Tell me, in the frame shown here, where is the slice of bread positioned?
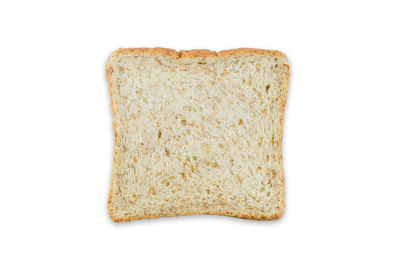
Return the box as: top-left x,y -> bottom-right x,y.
106,48 -> 290,222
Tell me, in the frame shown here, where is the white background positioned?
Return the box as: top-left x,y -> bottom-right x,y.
1,0 -> 399,266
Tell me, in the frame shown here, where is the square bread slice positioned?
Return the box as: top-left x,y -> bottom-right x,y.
106,48 -> 290,221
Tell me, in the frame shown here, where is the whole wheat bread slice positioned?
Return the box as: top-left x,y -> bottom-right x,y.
106,48 -> 290,221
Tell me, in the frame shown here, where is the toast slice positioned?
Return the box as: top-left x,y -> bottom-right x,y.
106,48 -> 290,221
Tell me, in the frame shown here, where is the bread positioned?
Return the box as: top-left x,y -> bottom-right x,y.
106,48 -> 290,222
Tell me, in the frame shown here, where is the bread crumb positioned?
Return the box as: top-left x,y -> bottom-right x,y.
107,48 -> 289,222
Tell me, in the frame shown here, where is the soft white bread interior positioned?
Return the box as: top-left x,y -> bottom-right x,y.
106,48 -> 290,221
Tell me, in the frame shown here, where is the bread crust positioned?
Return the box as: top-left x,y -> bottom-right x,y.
106,48 -> 289,222
108,47 -> 287,60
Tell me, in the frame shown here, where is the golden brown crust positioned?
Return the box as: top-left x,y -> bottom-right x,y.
277,63 -> 290,219
106,64 -> 118,221
106,48 -> 290,222
111,47 -> 288,60
111,209 -> 284,222
116,47 -> 180,58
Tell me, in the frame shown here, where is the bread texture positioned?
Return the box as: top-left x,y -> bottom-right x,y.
106,48 -> 290,222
